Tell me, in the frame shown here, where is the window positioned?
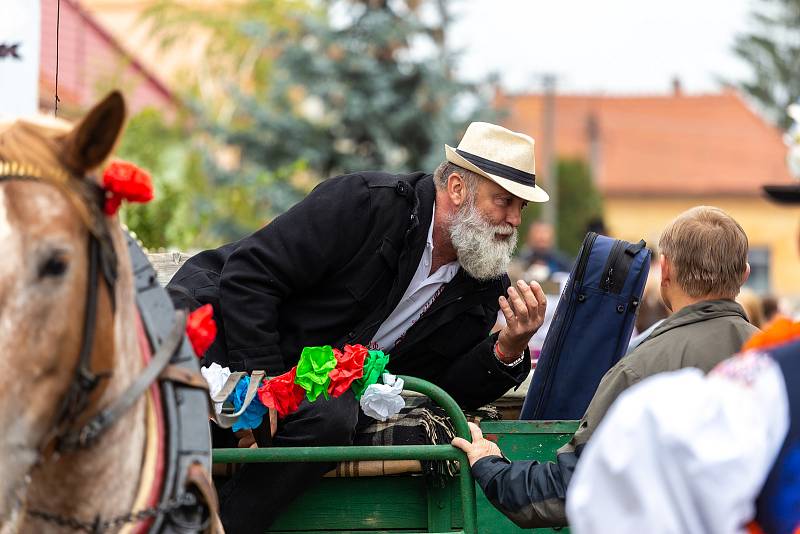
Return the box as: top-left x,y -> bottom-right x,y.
744,247 -> 770,294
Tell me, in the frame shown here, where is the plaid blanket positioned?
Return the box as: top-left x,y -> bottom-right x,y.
353,394 -> 500,483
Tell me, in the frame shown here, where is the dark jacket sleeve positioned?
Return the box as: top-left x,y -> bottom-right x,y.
471,358 -> 642,527
472,451 -> 577,528
218,174 -> 372,372
434,332 -> 530,409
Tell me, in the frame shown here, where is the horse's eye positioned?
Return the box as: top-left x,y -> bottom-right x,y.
38,253 -> 69,279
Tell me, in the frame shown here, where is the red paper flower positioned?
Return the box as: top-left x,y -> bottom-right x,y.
328,344 -> 367,397
258,368 -> 306,418
185,304 -> 217,357
102,160 -> 154,215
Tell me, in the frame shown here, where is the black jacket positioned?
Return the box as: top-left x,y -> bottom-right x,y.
169,172 -> 529,408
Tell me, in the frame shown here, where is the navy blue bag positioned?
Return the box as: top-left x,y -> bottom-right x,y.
520,232 -> 651,420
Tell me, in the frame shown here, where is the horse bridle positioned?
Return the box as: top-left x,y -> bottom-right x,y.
0,163 -> 182,453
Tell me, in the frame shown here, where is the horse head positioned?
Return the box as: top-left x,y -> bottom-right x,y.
0,92 -> 146,531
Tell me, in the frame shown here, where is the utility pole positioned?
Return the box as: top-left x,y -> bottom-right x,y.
541,74 -> 558,228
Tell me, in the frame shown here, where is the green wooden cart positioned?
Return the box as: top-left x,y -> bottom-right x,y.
213,376 -> 578,534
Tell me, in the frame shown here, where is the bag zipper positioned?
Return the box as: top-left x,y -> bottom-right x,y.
599,240 -> 624,293
532,232 -> 597,418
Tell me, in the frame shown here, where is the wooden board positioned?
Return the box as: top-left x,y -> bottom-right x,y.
146,251 -> 193,286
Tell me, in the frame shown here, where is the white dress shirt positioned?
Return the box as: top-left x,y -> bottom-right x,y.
370,203 -> 459,352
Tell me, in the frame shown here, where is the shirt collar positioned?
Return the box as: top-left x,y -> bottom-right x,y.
426,202 -> 436,249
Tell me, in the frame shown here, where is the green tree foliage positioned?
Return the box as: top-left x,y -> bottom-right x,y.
115,109 -> 204,249
135,0 -> 493,246
144,0 -> 313,118
519,158 -> 603,256
116,109 -> 305,249
733,0 -> 800,129
212,0 -> 491,178
555,158 -> 604,255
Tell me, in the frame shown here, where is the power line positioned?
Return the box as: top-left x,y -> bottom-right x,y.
55,0 -> 61,116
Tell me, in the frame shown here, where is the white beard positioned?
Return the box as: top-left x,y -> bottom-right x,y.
449,200 -> 518,281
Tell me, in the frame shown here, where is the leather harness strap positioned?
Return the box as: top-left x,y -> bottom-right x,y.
47,234 -> 107,452
159,365 -> 210,391
211,370 -> 265,429
59,310 -> 187,451
126,232 -> 219,534
184,463 -> 221,534
211,372 -> 247,404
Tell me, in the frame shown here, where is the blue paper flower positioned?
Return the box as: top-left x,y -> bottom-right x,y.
229,375 -> 267,432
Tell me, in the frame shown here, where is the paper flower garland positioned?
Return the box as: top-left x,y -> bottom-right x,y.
102,160 -> 154,216
202,344 -> 403,430
257,368 -> 306,418
200,362 -> 230,415
186,304 -> 217,357
328,344 -> 367,396
360,373 -> 405,421
352,350 -> 390,399
295,346 -> 337,401
230,375 -> 268,432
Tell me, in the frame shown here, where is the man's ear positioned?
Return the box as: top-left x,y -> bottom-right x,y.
742,262 -> 751,285
446,173 -> 468,207
61,91 -> 126,175
659,254 -> 669,283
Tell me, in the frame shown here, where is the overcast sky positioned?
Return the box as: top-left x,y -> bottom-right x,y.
448,0 -> 755,95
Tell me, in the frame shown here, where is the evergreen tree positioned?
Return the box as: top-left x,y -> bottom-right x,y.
219,0 -> 489,176
141,0 -> 493,244
734,0 -> 800,129
197,0 -> 493,228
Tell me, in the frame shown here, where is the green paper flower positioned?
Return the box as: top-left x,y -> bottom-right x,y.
352,350 -> 390,399
294,345 -> 337,402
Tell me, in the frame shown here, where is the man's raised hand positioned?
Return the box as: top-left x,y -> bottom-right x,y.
496,280 -> 547,362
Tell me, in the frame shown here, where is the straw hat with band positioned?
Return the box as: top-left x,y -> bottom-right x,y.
445,122 -> 549,203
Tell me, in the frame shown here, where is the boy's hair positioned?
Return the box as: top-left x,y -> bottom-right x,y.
659,206 -> 749,298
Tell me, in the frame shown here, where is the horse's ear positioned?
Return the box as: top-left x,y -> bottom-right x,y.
61,91 -> 127,175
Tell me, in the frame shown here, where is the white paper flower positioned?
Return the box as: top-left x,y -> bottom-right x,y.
359,373 -> 405,421
201,362 -> 232,414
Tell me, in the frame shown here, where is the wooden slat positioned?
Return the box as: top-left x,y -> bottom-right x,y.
269,477 -> 429,531
146,251 -> 193,286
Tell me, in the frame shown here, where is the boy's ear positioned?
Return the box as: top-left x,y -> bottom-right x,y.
659,254 -> 669,283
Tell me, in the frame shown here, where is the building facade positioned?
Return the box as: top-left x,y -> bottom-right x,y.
498,87 -> 800,297
38,0 -> 177,116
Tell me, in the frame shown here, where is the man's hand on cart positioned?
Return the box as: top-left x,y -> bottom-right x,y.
451,422 -> 503,467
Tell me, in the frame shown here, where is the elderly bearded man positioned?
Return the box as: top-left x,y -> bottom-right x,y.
168,122 -> 550,532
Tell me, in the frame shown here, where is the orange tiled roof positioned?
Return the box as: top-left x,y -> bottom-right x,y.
496,90 -> 794,196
